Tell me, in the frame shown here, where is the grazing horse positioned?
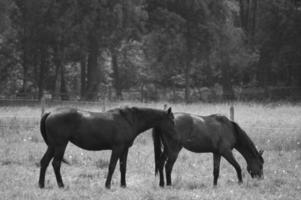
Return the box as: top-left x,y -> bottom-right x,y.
153,113 -> 264,187
38,106 -> 175,189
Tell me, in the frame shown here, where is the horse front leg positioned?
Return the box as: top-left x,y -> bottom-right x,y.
105,147 -> 123,189
222,150 -> 242,184
213,153 -> 221,186
119,148 -> 129,187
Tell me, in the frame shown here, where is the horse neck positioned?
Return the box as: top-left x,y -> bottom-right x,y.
235,131 -> 258,165
236,146 -> 256,165
134,109 -> 164,135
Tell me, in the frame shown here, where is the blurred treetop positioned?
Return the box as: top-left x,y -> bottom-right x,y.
0,0 -> 300,102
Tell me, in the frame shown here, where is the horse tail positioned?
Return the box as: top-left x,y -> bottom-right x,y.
40,112 -> 70,165
152,127 -> 163,176
40,112 -> 51,145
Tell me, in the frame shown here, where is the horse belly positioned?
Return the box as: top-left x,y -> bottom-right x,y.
69,129 -> 114,151
183,140 -> 216,153
181,129 -> 219,153
70,138 -> 112,151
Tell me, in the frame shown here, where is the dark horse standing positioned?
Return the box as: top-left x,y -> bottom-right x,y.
153,113 -> 264,187
39,106 -> 175,189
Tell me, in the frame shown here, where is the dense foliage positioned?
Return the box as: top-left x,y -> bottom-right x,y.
0,0 -> 300,101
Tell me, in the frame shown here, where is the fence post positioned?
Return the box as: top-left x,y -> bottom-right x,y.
230,105 -> 234,121
41,97 -> 46,116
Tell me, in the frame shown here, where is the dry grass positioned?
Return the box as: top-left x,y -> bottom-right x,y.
0,102 -> 301,200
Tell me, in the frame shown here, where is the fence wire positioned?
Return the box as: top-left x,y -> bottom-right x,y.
0,117 -> 299,131
0,98 -> 300,131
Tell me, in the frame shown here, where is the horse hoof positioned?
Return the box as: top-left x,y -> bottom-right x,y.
105,184 -> 111,189
58,183 -> 64,188
39,183 -> 44,189
120,184 -> 127,188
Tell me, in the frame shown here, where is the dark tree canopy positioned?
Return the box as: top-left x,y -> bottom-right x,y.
0,0 -> 300,101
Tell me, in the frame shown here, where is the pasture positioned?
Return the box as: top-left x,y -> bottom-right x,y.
0,102 -> 301,200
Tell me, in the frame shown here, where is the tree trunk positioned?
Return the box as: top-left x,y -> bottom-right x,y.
22,1 -> 30,97
239,0 -> 248,32
54,60 -> 60,99
184,29 -> 193,104
184,62 -> 190,103
140,84 -> 144,102
80,52 -> 87,99
297,64 -> 301,87
86,34 -> 100,100
60,64 -> 68,100
248,0 -> 257,43
221,55 -> 235,100
250,0 -> 257,39
53,44 -> 61,99
33,50 -> 39,98
22,40 -> 29,97
122,0 -> 128,28
258,58 -> 271,98
257,45 -> 272,88
38,46 -> 47,99
286,65 -> 292,86
240,0 -> 257,42
245,0 -> 250,34
111,48 -> 123,100
53,44 -> 68,100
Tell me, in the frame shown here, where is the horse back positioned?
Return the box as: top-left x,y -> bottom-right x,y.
44,108 -> 133,150
175,113 -> 237,153
46,108 -> 126,127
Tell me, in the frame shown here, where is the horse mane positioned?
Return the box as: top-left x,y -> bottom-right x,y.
118,107 -> 165,126
118,107 -> 138,126
232,121 -> 264,163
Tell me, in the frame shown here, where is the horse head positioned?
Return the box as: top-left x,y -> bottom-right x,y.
247,149 -> 264,179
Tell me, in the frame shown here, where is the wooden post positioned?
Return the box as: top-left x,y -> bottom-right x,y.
230,105 -> 234,121
41,97 -> 46,116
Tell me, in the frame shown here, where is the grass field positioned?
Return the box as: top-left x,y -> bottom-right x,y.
0,102 -> 301,200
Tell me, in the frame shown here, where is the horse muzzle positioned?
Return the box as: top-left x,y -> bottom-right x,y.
253,174 -> 264,180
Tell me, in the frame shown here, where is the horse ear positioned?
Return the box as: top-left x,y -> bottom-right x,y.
259,149 -> 264,156
167,107 -> 172,114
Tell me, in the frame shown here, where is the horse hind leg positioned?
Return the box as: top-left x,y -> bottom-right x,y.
158,150 -> 167,187
52,144 -> 67,188
39,146 -> 54,188
222,150 -> 242,184
213,153 -> 221,186
165,151 -> 179,186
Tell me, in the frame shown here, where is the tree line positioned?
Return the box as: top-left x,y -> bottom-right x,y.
0,0 -> 301,102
